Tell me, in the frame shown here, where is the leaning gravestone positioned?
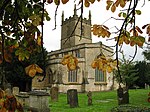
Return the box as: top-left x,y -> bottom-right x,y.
50,87 -> 59,102
67,89 -> 78,108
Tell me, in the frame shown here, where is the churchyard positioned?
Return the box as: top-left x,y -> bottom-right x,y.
1,86 -> 150,112
50,89 -> 150,112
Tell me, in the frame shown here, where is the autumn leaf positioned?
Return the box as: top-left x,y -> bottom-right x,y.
61,0 -> 69,4
111,3 -> 116,12
47,0 -> 53,4
37,32 -> 42,46
89,0 -> 95,4
84,0 -> 90,7
119,0 -> 126,8
91,24 -> 111,38
135,26 -> 143,34
91,55 -> 117,73
106,0 -> 113,10
25,64 -> 43,77
61,54 -> 78,70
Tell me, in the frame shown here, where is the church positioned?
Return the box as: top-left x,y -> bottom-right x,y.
32,6 -> 118,93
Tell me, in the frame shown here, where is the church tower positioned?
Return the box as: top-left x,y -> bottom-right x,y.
61,5 -> 92,49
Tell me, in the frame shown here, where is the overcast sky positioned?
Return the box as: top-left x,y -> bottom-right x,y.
43,0 -> 150,61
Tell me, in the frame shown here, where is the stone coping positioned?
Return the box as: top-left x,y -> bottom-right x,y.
28,91 -> 50,96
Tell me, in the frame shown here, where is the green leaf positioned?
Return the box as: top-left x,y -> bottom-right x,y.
123,13 -> 127,18
135,10 -> 142,15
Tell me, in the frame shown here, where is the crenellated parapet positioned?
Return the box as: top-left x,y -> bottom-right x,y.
61,4 -> 91,25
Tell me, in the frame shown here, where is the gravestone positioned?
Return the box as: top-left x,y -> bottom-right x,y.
67,89 -> 78,108
87,91 -> 92,106
117,86 -> 124,105
5,88 -> 13,96
50,87 -> 59,102
117,86 -> 129,105
13,87 -> 19,96
123,88 -> 129,104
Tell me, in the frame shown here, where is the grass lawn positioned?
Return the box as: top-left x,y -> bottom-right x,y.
50,89 -> 150,112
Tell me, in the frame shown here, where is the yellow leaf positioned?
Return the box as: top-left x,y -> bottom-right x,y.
107,65 -> 113,73
120,0 -> 126,8
106,0 -> 113,10
111,4 -> 116,12
98,61 -> 103,70
89,0 -> 95,4
28,69 -> 36,77
67,63 -> 76,70
35,64 -> 43,73
25,65 -> 33,75
91,60 -> 98,69
37,35 -> 42,46
114,0 -> 120,7
84,0 -> 90,7
61,55 -> 70,65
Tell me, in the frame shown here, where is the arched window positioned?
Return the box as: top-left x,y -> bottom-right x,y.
68,69 -> 77,82
95,68 -> 106,82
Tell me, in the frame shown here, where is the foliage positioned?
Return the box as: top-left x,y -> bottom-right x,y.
134,61 -> 150,88
50,89 -> 150,112
143,48 -> 150,61
0,89 -> 23,112
61,54 -> 78,70
0,48 -> 48,91
91,54 -> 117,73
111,105 -> 150,112
113,53 -> 139,88
0,0 -> 50,81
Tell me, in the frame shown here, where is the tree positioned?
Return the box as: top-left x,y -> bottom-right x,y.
135,61 -> 150,88
0,48 -> 48,91
143,48 -> 150,61
113,53 -> 139,89
0,0 -> 50,88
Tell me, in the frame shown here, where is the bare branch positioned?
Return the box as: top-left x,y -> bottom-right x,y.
52,5 -> 59,30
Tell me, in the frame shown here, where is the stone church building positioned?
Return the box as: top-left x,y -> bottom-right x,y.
32,6 -> 117,93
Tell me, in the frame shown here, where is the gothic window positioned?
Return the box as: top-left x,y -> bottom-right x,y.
68,69 -> 77,82
95,68 -> 106,82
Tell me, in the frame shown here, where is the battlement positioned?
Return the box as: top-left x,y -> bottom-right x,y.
61,4 -> 91,25
62,14 -> 91,25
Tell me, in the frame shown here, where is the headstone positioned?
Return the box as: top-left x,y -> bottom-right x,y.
13,87 -> 19,96
117,86 -> 124,105
50,87 -> 59,102
87,91 -> 92,106
117,86 -> 129,105
67,89 -> 78,108
123,88 -> 129,104
5,88 -> 13,96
